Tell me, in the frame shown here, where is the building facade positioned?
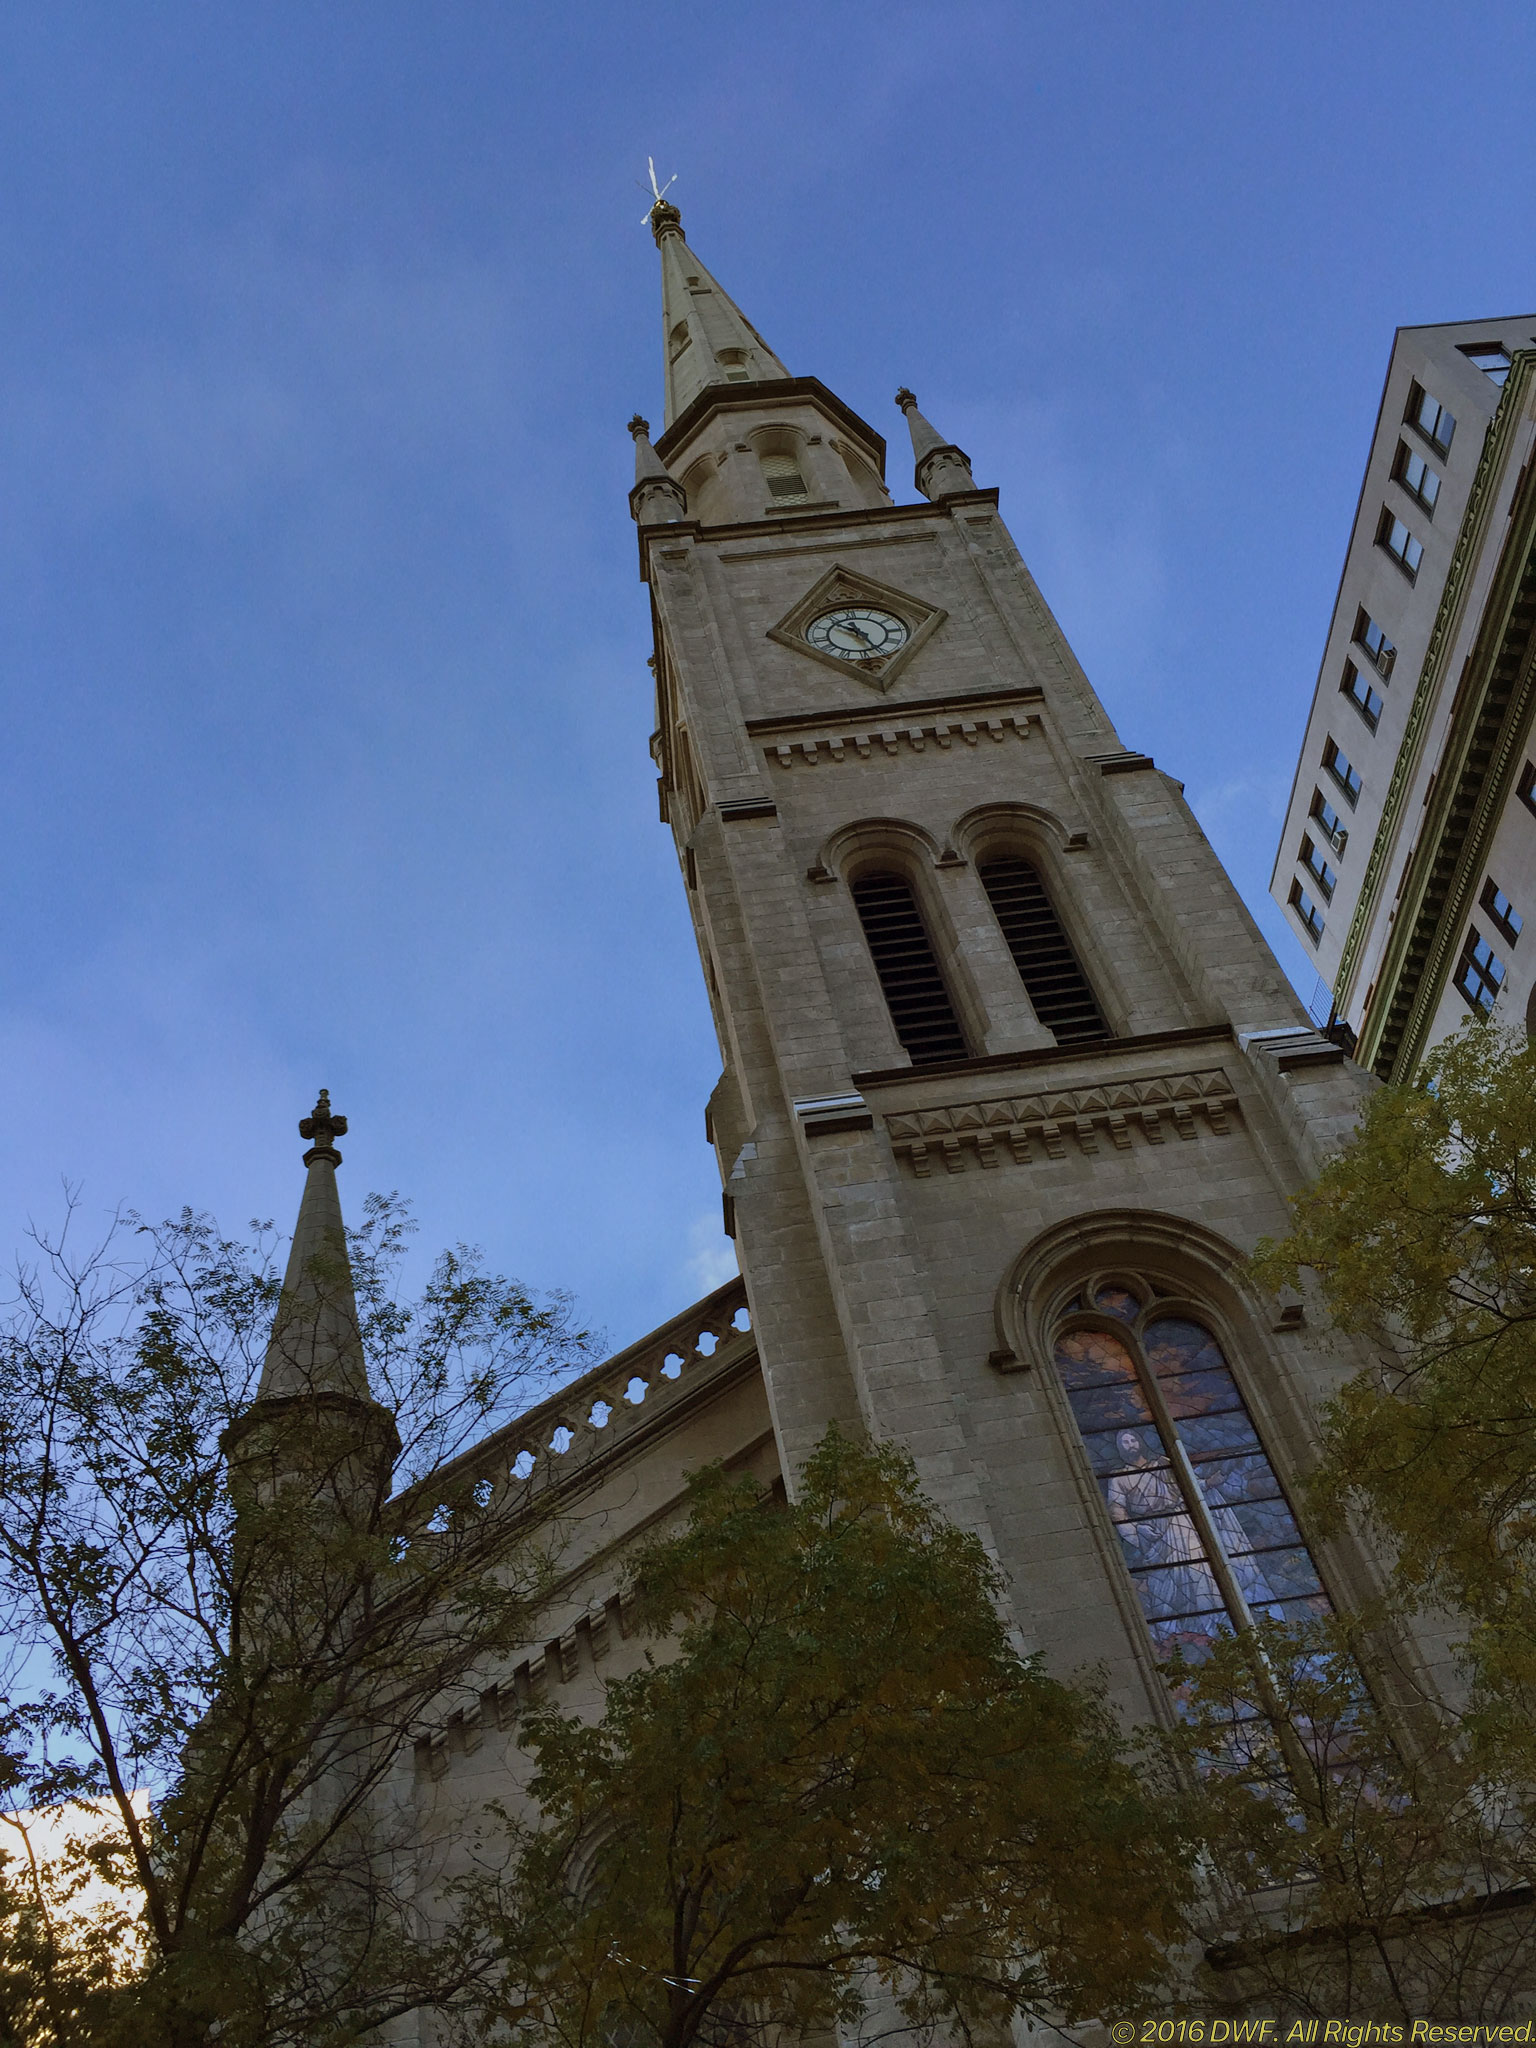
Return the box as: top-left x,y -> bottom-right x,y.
1269,319 -> 1536,1079
276,202 -> 1446,2035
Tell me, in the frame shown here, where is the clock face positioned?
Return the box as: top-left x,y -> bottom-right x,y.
805,605 -> 910,661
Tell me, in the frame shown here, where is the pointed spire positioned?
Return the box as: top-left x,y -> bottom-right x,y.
256,1090 -> 372,1405
651,198 -> 791,425
627,414 -> 687,526
895,387 -> 977,501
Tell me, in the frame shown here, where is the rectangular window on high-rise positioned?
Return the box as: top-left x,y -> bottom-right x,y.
1289,881 -> 1325,944
1310,788 -> 1348,852
1406,382 -> 1456,456
1454,927 -> 1505,1014
1323,737 -> 1362,807
1458,341 -> 1513,386
1377,508 -> 1424,580
1480,877 -> 1523,947
1393,442 -> 1441,514
1341,660 -> 1384,731
1300,835 -> 1336,900
1354,608 -> 1396,677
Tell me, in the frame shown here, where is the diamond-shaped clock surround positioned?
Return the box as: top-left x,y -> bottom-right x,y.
766,563 -> 947,692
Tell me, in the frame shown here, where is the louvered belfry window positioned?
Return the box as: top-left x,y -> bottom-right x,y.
850,871 -> 969,1065
978,855 -> 1109,1044
759,451 -> 810,504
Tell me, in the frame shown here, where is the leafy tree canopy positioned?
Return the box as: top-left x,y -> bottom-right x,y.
1251,1023 -> 1536,1763
0,1193 -> 592,2047
1162,1613 -> 1536,2020
473,1430 -> 1196,2048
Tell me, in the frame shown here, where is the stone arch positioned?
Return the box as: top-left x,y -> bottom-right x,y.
747,423 -> 812,506
991,1209 -> 1379,1707
680,452 -> 726,524
814,818 -> 977,1065
949,798 -> 1084,863
995,1208 -> 1265,1383
831,435 -> 889,506
949,804 -> 1112,1044
817,815 -> 948,884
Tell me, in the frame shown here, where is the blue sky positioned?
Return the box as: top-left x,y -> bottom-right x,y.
1,1 -> 1532,1356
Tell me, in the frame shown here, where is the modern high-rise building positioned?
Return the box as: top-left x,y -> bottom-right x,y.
1270,320 -> 1536,1079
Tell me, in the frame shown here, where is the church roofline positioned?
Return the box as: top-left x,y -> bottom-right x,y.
395,1274 -> 755,1526
653,374 -> 887,471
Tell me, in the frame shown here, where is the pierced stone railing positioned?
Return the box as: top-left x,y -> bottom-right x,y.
406,1275 -> 753,1532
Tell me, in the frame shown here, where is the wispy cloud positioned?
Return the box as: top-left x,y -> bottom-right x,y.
685,1212 -> 739,1298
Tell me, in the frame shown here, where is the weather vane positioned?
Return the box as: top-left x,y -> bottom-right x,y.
638,155 -> 678,224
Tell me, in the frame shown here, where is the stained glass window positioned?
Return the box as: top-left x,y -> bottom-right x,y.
1053,1286 -> 1331,1668
1093,1283 -> 1141,1322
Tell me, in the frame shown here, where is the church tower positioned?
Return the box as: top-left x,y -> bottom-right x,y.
629,197 -> 1382,1722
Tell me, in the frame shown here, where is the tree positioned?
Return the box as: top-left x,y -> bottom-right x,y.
0,1190 -> 592,2047
1162,1613 -> 1536,2020
0,1798 -> 141,2048
1188,1021 -> 1536,2016
470,1430 -> 1197,2048
1250,1022 -> 1536,1771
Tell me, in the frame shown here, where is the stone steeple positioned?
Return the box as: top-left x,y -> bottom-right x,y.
636,204 -> 890,531
631,197 -> 1382,1739
651,197 -> 791,426
256,1089 -> 373,1406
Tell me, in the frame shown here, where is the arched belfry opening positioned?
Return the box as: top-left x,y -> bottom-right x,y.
849,870 -> 969,1066
977,854 -> 1109,1044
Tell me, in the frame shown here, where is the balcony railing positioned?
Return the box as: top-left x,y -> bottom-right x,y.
401,1275 -> 753,1535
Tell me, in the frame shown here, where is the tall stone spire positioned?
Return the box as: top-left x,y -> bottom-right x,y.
256,1090 -> 372,1405
651,197 -> 791,426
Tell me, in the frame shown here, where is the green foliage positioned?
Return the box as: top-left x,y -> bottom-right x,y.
1162,1615 -> 1536,2019
1250,1023 -> 1536,1762
1220,1023 -> 1536,2013
470,1430 -> 1196,2048
0,1194 -> 592,2046
0,1807 -> 140,2048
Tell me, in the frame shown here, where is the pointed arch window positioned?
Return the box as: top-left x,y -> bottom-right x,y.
977,855 -> 1108,1043
850,871 -> 968,1065
1051,1276 -> 1331,1668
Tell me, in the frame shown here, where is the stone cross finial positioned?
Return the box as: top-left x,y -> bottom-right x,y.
894,387 -> 918,412
648,198 -> 683,246
627,415 -> 651,441
299,1089 -> 347,1166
